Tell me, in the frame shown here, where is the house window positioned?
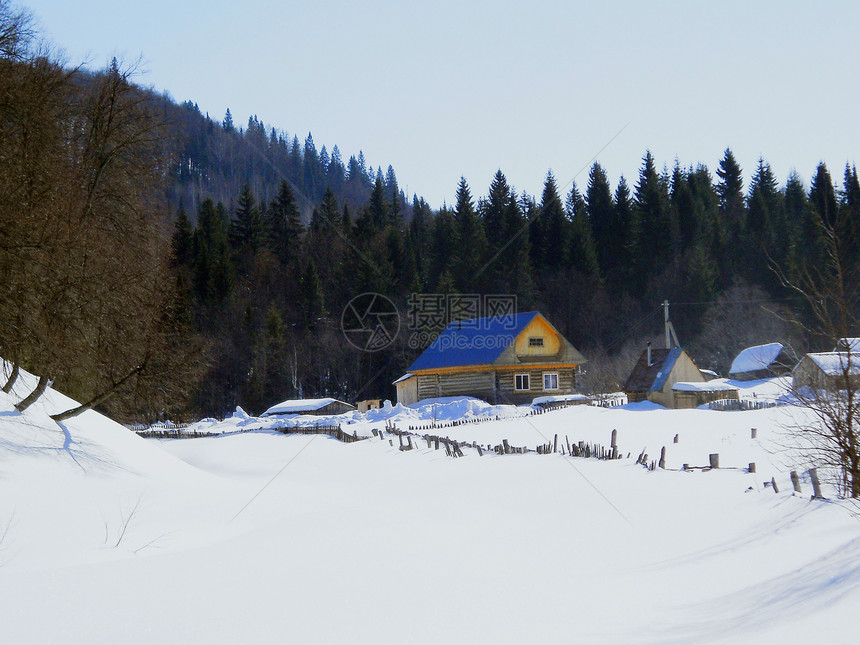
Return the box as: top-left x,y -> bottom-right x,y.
514,374 -> 530,391
543,373 -> 559,390
528,337 -> 544,347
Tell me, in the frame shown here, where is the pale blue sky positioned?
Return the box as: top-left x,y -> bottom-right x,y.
21,0 -> 860,207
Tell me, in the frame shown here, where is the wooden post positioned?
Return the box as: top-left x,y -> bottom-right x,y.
790,470 -> 802,493
477,445 -> 483,456
748,462 -> 756,473
809,468 -> 823,498
659,446 -> 666,469
751,428 -> 757,439
503,439 -> 510,455
553,434 -> 558,453
771,477 -> 779,493
566,435 -> 571,454
673,434 -> 678,444
434,437 -> 440,450
709,453 -> 719,469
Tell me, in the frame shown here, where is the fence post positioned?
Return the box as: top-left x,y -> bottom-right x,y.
790,470 -> 802,493
809,468 -> 823,498
709,453 -> 719,469
748,462 -> 756,474
659,446 -> 666,469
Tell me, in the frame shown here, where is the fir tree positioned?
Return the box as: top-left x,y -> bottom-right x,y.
171,204 -> 193,268
229,183 -> 265,254
566,183 -> 599,278
585,162 -> 615,275
452,177 -> 487,291
266,179 -> 303,264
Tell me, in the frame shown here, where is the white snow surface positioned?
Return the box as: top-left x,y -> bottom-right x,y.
262,396 -> 343,415
729,342 -> 784,375
2,369 -> 859,644
672,379 -> 739,392
806,352 -> 860,376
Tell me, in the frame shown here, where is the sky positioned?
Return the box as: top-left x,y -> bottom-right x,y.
20,0 -> 860,208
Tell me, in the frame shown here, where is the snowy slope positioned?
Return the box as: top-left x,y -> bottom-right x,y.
1,375 -> 859,644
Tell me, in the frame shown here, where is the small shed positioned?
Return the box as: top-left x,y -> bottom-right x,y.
729,342 -> 793,380
262,397 -> 356,417
672,380 -> 740,409
623,346 -> 704,408
357,399 -> 381,413
792,353 -> 860,392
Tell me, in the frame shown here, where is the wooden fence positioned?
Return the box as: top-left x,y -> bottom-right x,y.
708,398 -> 778,412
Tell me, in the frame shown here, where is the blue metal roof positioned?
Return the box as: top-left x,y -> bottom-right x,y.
408,311 -> 540,371
650,348 -> 683,391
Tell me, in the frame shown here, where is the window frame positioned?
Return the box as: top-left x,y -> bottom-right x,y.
514,373 -> 531,391
543,372 -> 559,391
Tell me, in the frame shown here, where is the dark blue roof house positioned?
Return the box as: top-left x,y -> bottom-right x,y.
394,311 -> 586,406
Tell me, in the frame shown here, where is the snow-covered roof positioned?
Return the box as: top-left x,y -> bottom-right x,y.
672,380 -> 739,392
392,373 -> 414,385
729,343 -> 784,375
835,338 -> 860,352
805,352 -> 860,377
263,397 -> 344,415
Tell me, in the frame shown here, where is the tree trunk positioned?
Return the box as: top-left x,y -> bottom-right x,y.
50,365 -> 142,422
1,363 -> 19,393
15,374 -> 51,412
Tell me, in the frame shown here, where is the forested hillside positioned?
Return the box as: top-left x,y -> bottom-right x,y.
170,120 -> 860,415
3,1 -> 858,421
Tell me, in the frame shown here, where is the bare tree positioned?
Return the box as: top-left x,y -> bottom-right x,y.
777,194 -> 860,498
0,14 -> 202,423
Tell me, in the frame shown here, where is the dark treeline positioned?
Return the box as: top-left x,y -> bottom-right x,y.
172,140 -> 860,416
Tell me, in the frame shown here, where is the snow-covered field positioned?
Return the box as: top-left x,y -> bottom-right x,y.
2,371 -> 858,644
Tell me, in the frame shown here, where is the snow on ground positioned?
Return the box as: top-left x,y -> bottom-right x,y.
2,372 -> 859,644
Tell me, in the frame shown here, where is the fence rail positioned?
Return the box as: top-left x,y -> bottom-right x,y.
708,398 -> 778,412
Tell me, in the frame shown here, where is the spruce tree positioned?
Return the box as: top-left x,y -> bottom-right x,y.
171,204 -> 193,268
266,179 -> 303,264
229,183 -> 265,254
715,148 -> 746,272
566,183 -> 599,278
585,162 -> 615,275
452,177 -> 487,291
634,151 -> 671,277
536,172 -> 569,272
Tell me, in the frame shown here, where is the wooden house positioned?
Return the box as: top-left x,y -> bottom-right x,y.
792,353 -> 860,392
729,342 -> 793,380
394,311 -> 587,406
623,345 -> 705,408
262,397 -> 356,417
671,380 -> 740,409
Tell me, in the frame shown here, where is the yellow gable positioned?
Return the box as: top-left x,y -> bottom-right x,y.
514,315 -> 561,356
